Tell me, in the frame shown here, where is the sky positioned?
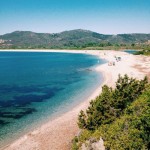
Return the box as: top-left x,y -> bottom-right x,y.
0,0 -> 150,35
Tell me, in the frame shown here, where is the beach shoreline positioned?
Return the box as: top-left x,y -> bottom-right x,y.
0,49 -> 106,149
1,49 -> 149,150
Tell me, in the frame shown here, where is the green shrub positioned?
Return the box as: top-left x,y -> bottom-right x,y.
78,75 -> 148,131
99,86 -> 150,149
73,76 -> 149,150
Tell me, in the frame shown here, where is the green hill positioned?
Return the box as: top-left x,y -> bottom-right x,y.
0,29 -> 150,49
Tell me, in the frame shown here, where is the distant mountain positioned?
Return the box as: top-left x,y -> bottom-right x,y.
0,29 -> 150,49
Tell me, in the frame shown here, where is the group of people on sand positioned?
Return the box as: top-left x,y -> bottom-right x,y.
108,61 -> 115,66
108,55 -> 122,66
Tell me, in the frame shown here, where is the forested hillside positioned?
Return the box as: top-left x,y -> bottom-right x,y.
0,29 -> 150,49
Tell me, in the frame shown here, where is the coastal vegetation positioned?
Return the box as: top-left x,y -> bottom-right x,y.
135,48 -> 150,56
0,29 -> 150,51
72,75 -> 150,150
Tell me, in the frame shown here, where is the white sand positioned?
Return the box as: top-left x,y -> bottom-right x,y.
1,50 -> 150,150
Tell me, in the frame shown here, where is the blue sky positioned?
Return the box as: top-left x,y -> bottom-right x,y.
0,0 -> 150,35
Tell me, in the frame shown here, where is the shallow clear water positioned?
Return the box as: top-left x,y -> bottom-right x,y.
0,51 -> 105,147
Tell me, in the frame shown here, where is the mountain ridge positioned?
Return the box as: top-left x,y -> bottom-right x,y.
0,29 -> 150,49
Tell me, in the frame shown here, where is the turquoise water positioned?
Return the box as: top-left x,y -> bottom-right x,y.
0,51 -> 105,147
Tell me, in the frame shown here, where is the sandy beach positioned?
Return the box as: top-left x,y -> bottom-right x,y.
1,49 -> 150,150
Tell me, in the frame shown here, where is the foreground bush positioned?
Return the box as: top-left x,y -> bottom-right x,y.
97,87 -> 150,149
73,75 -> 149,150
78,75 -> 148,130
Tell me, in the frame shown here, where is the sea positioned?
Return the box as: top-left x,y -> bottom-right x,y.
0,51 -> 105,148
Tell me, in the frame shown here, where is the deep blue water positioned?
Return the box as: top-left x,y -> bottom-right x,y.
0,51 -> 105,147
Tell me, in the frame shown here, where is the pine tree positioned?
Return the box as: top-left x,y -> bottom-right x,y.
78,110 -> 87,129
